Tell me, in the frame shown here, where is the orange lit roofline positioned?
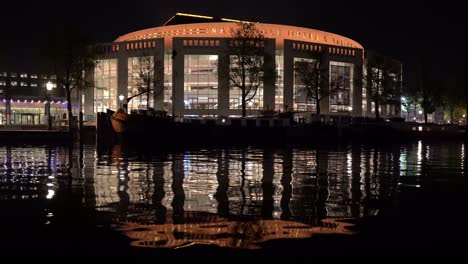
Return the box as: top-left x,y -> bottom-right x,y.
221,18 -> 257,23
176,13 -> 213,19
163,13 -> 214,26
163,12 -> 257,26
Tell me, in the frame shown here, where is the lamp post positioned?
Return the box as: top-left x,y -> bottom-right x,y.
119,94 -> 124,110
418,110 -> 423,123
46,81 -> 54,130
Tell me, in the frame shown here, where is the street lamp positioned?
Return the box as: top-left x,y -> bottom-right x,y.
119,94 -> 124,110
46,81 -> 54,130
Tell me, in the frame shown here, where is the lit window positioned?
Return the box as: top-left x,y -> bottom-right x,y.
0,72 -> 7,77
30,83 -> 38,87
11,73 -> 17,78
41,75 -> 48,79
20,73 -> 28,78
11,81 -> 17,86
31,74 -> 38,79
20,82 -> 28,87
0,81 -> 6,86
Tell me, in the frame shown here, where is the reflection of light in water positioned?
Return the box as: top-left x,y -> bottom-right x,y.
399,149 -> 407,177
46,189 -> 55,199
462,144 -> 465,171
417,140 -> 422,166
115,217 -> 355,250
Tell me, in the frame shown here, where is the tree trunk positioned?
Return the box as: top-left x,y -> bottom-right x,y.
146,90 -> 150,110
375,99 -> 380,119
241,84 -> 246,117
424,112 -> 428,124
316,99 -> 321,116
66,88 -> 73,132
450,108 -> 454,124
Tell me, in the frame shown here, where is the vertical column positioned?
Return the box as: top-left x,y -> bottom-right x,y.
218,40 -> 230,117
84,65 -> 94,121
320,49 -> 330,115
283,41 -> 294,113
154,39 -> 165,111
44,101 -> 50,128
5,100 -> 11,124
353,49 -> 363,117
263,39 -> 276,112
172,39 -> 185,118
117,46 -> 128,112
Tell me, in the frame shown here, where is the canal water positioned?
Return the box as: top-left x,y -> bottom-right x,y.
0,141 -> 464,259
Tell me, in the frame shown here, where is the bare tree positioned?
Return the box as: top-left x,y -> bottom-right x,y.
127,55 -> 164,111
293,50 -> 328,116
50,24 -> 95,131
367,55 -> 398,119
224,22 -> 275,117
419,58 -> 442,123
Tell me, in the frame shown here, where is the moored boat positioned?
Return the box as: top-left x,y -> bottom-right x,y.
111,108 -> 130,133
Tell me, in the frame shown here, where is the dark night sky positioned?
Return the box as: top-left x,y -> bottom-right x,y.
0,0 -> 464,85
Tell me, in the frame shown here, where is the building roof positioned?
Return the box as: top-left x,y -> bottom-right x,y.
162,13 -> 254,26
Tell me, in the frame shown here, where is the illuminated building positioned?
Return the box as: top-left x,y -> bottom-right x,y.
84,13 -> 402,121
0,71 -> 68,126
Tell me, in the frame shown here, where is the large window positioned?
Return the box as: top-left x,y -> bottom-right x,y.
293,57 -> 316,112
164,52 -> 173,113
229,56 -> 264,110
330,62 -> 353,113
184,55 -> 218,110
94,59 -> 117,113
362,63 -> 368,116
275,52 -> 284,111
127,56 -> 154,111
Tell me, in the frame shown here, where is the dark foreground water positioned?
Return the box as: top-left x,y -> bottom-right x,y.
0,141 -> 465,260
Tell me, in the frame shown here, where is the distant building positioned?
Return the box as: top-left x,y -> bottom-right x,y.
84,13 -> 402,122
0,71 -> 68,126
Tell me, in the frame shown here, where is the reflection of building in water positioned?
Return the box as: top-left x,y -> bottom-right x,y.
91,147 -> 401,228
0,145 -> 67,200
116,216 -> 355,250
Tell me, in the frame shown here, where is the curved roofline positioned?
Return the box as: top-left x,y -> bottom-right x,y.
114,22 -> 364,50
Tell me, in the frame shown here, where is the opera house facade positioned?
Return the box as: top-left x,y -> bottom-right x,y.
84,13 -> 401,121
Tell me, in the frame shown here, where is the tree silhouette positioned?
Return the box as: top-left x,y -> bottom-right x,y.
367,54 -> 400,119
293,49 -> 329,116
419,58 -> 442,123
223,22 -> 275,117
127,55 -> 164,111
49,24 -> 95,131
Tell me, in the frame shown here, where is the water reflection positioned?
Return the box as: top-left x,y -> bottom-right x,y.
0,142 -> 465,250
94,145 -> 405,249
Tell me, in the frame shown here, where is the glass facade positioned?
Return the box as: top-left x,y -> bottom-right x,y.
94,59 -> 117,113
362,63 -> 368,116
275,52 -> 284,112
183,55 -> 219,110
164,52 -> 173,113
329,61 -> 353,113
293,58 -> 317,112
127,56 -> 154,111
229,56 -> 264,110
0,102 -> 66,126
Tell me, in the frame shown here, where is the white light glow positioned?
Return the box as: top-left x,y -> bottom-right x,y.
46,189 -> 55,199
